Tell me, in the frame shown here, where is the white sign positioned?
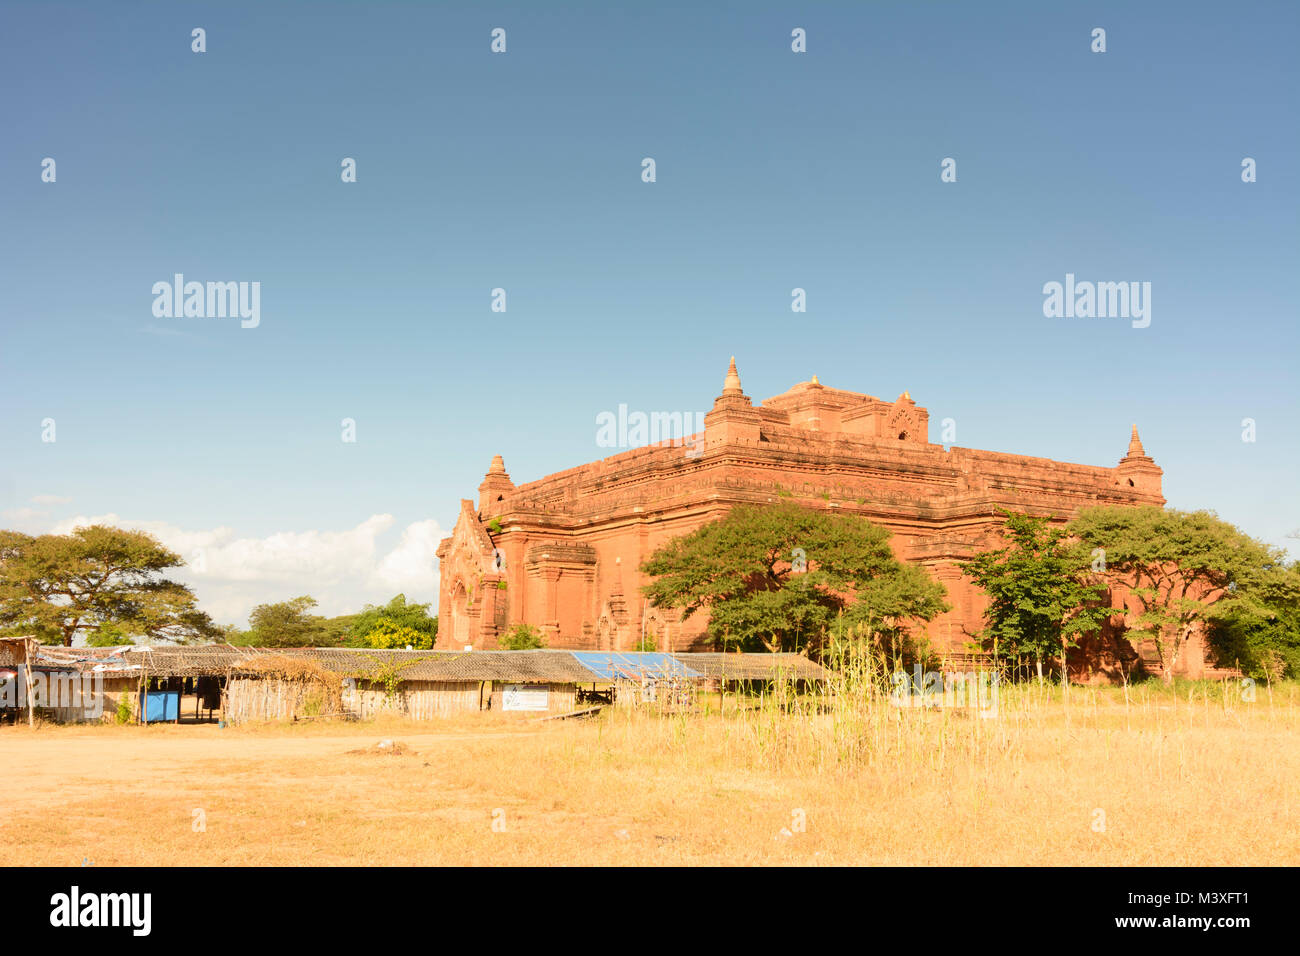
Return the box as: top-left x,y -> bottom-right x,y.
503,684 -> 549,711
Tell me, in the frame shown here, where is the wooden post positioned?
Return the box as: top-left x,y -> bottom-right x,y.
23,639 -> 35,729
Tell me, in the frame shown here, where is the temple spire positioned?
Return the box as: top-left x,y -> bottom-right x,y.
478,454 -> 514,512
705,354 -> 760,444
722,356 -> 743,395
1127,425 -> 1146,458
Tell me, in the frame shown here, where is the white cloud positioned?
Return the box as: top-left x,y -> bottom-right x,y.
374,519 -> 445,593
46,513 -> 445,626
3,507 -> 49,522
30,495 -> 72,506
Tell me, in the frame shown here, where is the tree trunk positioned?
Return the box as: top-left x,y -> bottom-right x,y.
1162,627 -> 1191,684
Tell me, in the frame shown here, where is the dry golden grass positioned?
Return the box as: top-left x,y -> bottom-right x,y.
2,680 -> 1297,866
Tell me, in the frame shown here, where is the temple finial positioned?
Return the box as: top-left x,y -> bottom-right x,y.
722,356 -> 742,395
811,374 -> 820,386
1127,425 -> 1146,458
487,454 -> 507,476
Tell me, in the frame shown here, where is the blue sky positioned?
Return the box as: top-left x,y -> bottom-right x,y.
2,1 -> 1297,624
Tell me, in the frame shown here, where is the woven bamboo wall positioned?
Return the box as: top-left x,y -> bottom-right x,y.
14,675 -> 137,723
225,677 -> 484,723
344,681 -> 482,719
224,678 -> 339,723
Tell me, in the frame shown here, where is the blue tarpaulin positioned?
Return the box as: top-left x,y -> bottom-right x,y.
142,691 -> 179,723
569,652 -> 699,681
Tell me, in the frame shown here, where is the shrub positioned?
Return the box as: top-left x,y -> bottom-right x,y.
363,621 -> 433,650
498,623 -> 546,649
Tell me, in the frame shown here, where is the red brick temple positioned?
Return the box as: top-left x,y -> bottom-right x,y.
437,358 -> 1205,678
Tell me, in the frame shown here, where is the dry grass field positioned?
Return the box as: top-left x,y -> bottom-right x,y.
2,679 -> 1297,866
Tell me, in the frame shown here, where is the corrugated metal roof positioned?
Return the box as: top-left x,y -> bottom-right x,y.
571,652 -> 699,681
26,645 -> 142,676
671,652 -> 826,681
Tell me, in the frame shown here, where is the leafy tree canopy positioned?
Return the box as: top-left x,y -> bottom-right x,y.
86,621 -> 135,647
1069,506 -> 1285,681
0,525 -> 216,646
961,510 -> 1113,677
1207,561 -> 1300,681
238,595 -> 328,647
347,594 -> 437,647
640,502 -> 949,653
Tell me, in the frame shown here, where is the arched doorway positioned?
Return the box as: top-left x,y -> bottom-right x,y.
595,615 -> 613,651
641,608 -> 666,651
452,583 -> 470,647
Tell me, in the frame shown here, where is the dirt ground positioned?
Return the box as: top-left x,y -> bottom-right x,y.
3,686 -> 1298,866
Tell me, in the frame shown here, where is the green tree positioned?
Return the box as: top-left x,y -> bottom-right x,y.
640,502 -> 949,653
839,562 -> 953,649
1207,561 -> 1300,681
346,594 -> 437,647
1069,506 -> 1284,683
86,621 -> 135,647
319,613 -> 359,646
961,511 -> 1114,683
214,622 -> 249,645
0,525 -> 216,646
241,595 -> 330,647
497,623 -> 546,649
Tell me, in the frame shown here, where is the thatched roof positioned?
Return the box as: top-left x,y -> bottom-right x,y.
124,645 -> 460,679
0,637 -> 31,667
115,644 -> 828,684
125,645 -> 591,683
227,649 -> 596,683
126,644 -> 252,676
414,650 -> 602,683
230,648 -> 465,680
